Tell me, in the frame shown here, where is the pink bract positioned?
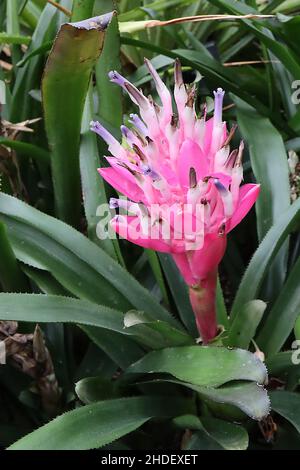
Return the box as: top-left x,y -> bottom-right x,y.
91,59 -> 260,343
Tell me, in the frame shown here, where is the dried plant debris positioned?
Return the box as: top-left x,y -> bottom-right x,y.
288,150 -> 300,202
0,321 -> 60,416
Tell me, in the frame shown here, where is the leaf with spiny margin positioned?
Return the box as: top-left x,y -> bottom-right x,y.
227,300 -> 266,349
126,346 -> 268,387
42,12 -> 115,227
75,376 -> 121,404
231,197 -> 300,320
174,415 -> 249,450
0,192 -> 179,328
195,382 -> 270,421
8,396 -> 194,450
123,310 -> 193,349
270,391 -> 300,433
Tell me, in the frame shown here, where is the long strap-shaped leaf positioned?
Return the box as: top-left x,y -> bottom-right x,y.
256,254 -> 300,356
0,293 -> 191,350
231,197 -> 300,320
10,3 -> 58,122
270,391 -> 300,434
0,222 -> 28,292
80,86 -> 120,259
235,98 -> 290,241
0,192 -> 180,329
0,293 -> 126,332
235,97 -> 290,304
126,346 -> 268,388
0,137 -> 50,164
192,382 -> 270,421
19,267 -> 144,368
208,0 -> 300,80
227,300 -> 266,349
8,396 -> 193,450
42,11 -> 115,227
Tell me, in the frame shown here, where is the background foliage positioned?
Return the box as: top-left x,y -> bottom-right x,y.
1,0 -> 300,450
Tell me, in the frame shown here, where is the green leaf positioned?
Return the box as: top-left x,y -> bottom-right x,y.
227,300 -> 266,349
95,14 -> 122,131
159,253 -> 197,336
0,293 -> 127,333
128,55 -> 174,88
119,20 -> 153,34
266,351 -> 298,376
235,98 -> 290,241
21,261 -> 143,369
275,1 -> 300,14
0,137 -> 50,164
81,327 -> 143,369
0,192 -> 178,328
184,431 -> 223,450
79,5 -> 123,259
0,33 -> 31,44
10,3 -> 57,122
263,0 -> 285,13
9,396 -> 193,450
216,276 -> 229,328
71,0 -> 95,22
16,40 -> 53,67
256,255 -> 300,356
21,265 -> 71,296
270,391 -> 300,433
201,417 -> 248,450
75,376 -> 120,404
123,310 -> 193,349
235,97 -> 290,305
6,0 -> 22,67
174,415 -> 249,450
209,0 -> 300,80
19,0 -> 41,29
0,222 -> 28,292
295,316 -> 300,340
146,250 -> 169,307
0,293 -> 187,352
42,11 -> 115,227
170,379 -> 270,421
93,13 -> 124,263
280,15 -> 300,54
289,108 -> 300,133
0,291 -> 149,369
286,137 -> 300,152
75,343 -> 117,383
231,197 -> 300,320
80,86 -> 119,259
118,0 -> 194,22
127,346 -> 268,387
196,382 -> 270,421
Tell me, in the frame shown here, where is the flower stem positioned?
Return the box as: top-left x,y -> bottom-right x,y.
189,270 -> 218,344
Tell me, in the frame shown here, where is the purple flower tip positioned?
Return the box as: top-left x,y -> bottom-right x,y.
140,164 -> 160,181
214,87 -> 225,97
90,120 -> 115,146
129,114 -> 148,135
108,70 -> 127,87
109,198 -> 119,209
90,120 -> 98,131
214,178 -> 226,193
90,120 -> 104,134
213,88 -> 225,125
120,125 -> 129,138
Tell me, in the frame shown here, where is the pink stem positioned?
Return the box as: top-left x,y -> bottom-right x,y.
188,270 -> 218,343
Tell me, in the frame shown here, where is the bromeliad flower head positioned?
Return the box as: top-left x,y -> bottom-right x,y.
91,59 -> 260,343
